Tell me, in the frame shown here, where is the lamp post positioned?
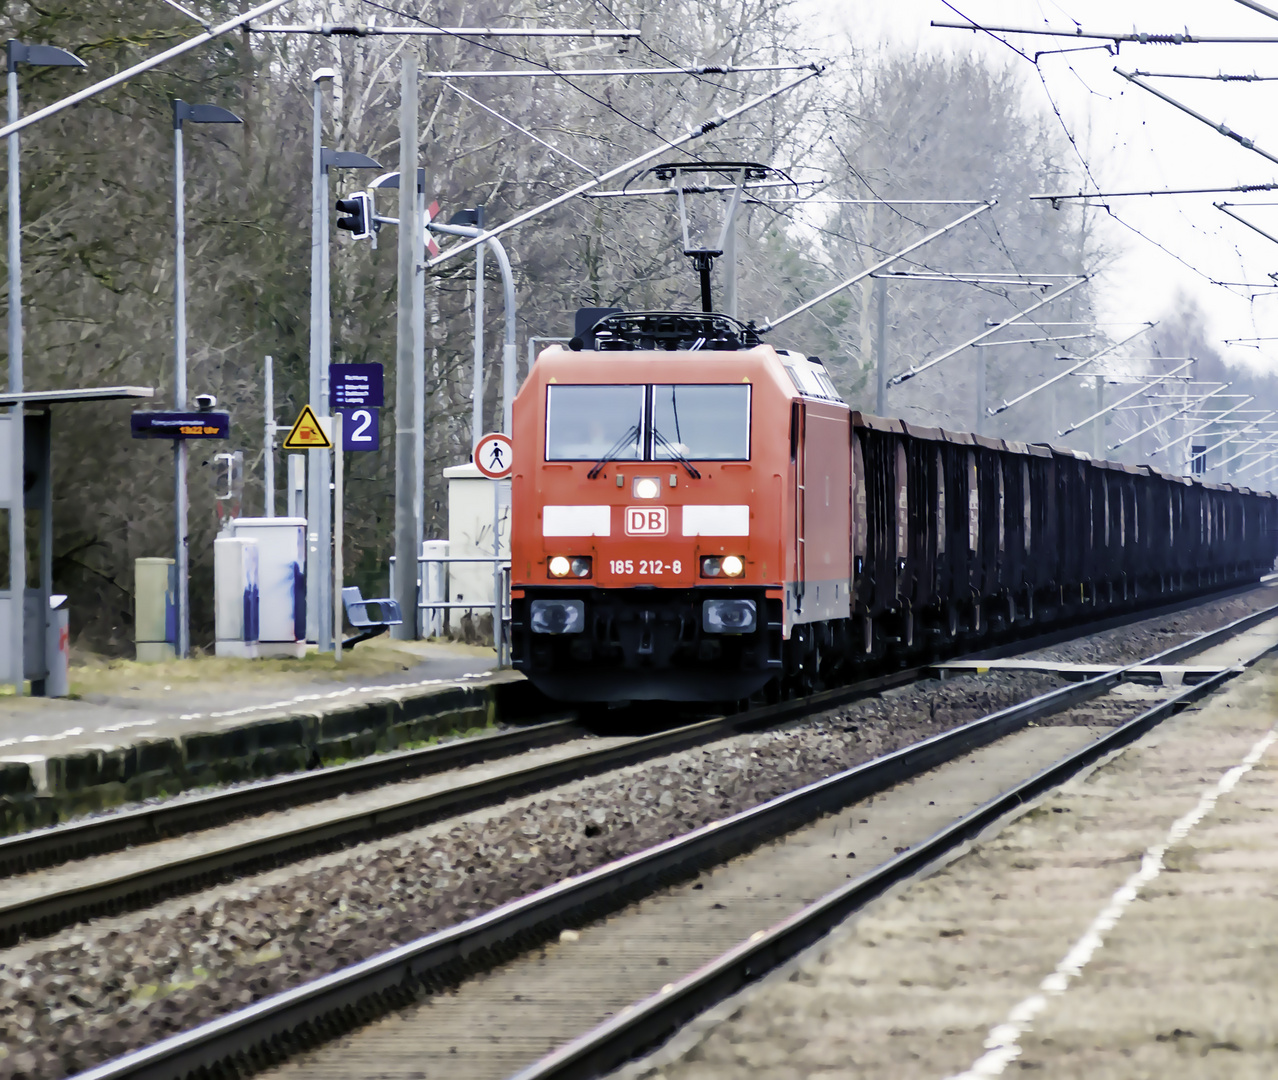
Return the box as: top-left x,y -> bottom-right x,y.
6,39 -> 84,696
306,69 -> 381,651
173,98 -> 241,660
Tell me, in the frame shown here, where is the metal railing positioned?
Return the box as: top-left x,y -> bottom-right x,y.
391,553 -> 511,665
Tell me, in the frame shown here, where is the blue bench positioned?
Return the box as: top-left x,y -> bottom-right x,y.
341,586 -> 403,647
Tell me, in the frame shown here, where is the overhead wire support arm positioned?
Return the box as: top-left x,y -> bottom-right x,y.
873,271 -> 1079,287
1033,182 -> 1278,205
760,201 -> 996,333
1219,429 -> 1278,470
586,178 -> 806,198
1199,412 -> 1277,459
1108,384 -> 1233,452
0,0 -> 292,141
931,19 -> 1278,45
1244,459 -> 1278,485
1215,202 -> 1278,246
973,334 -> 1094,347
1057,361 -> 1193,438
248,24 -> 640,37
1115,68 -> 1278,168
442,81 -> 592,173
763,198 -> 989,206
888,277 -> 1088,387
989,324 -> 1156,416
1127,70 -> 1278,82
1153,396 -> 1257,456
425,65 -> 823,269
422,63 -> 808,78
1235,0 -> 1278,24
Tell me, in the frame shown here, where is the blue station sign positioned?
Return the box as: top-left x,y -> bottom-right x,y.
340,407 -> 380,451
330,362 -> 384,409
131,410 -> 230,440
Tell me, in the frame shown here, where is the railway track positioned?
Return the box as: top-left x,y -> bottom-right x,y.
0,667 -> 924,947
5,582 -> 1270,949
61,598 -> 1278,1080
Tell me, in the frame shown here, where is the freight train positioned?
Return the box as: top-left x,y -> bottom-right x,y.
508,309 -> 1278,704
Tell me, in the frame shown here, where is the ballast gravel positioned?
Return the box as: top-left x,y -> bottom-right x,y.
0,671 -> 1069,1080
1025,589 -> 1276,666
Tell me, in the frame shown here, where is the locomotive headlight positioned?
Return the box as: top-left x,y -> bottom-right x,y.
633,476 -> 661,499
548,555 -> 592,579
701,555 -> 745,578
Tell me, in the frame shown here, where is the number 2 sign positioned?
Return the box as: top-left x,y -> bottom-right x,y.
340,407 -> 379,451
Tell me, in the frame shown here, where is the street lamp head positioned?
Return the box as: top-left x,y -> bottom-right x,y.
173,99 -> 243,128
369,167 -> 425,191
7,40 -> 86,74
313,67 -> 336,84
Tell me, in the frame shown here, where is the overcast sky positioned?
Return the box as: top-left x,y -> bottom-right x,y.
801,0 -> 1278,369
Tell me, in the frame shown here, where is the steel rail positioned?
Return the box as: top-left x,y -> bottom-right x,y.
68,602 -> 1278,1080
0,667 -> 925,947
513,640 -> 1277,1080
7,580 -> 1272,944
0,717 -> 583,878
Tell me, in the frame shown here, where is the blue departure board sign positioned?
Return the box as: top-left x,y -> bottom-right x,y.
330,363 -> 384,409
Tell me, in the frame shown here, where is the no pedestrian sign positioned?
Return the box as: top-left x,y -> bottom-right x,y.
474,432 -> 513,479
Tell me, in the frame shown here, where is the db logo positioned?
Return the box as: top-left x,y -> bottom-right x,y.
625,506 -> 668,536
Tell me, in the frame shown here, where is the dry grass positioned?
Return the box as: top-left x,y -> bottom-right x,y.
58,639 -> 489,698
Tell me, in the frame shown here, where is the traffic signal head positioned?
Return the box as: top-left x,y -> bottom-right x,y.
335,191 -> 373,240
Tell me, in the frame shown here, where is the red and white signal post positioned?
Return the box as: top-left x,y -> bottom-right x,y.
474,432 -> 513,662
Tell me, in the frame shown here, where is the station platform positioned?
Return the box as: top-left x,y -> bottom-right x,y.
0,640 -> 517,833
642,657 -> 1278,1079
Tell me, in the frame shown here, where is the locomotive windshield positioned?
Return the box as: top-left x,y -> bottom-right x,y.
545,385 -> 645,461
651,384 -> 750,460
545,383 -> 751,461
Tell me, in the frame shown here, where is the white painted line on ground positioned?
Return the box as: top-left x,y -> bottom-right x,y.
0,670 -> 495,751
947,724 -> 1278,1079
93,720 -> 157,734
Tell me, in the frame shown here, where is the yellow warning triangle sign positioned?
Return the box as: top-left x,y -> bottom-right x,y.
282,404 -> 333,450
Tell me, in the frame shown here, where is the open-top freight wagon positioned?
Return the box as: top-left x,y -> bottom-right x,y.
508,311 -> 1278,704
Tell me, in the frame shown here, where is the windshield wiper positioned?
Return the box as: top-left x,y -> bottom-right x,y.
652,429 -> 702,479
587,424 -> 640,479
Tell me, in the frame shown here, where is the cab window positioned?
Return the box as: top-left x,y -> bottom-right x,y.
650,384 -> 751,461
545,384 -> 645,461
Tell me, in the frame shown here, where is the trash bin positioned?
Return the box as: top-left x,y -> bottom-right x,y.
45,595 -> 69,697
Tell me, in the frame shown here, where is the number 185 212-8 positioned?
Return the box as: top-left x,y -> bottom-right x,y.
610,559 -> 681,576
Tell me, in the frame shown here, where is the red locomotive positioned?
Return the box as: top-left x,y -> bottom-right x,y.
509,309 -> 1278,705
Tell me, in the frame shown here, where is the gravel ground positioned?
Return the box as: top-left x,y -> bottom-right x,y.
0,672 -> 1067,1080
1023,588 -> 1277,666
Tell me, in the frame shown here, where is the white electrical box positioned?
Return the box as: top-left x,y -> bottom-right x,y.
229,517 -> 306,657
214,536 -> 260,659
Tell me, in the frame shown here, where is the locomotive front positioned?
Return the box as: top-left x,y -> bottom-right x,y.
509,323 -> 793,703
